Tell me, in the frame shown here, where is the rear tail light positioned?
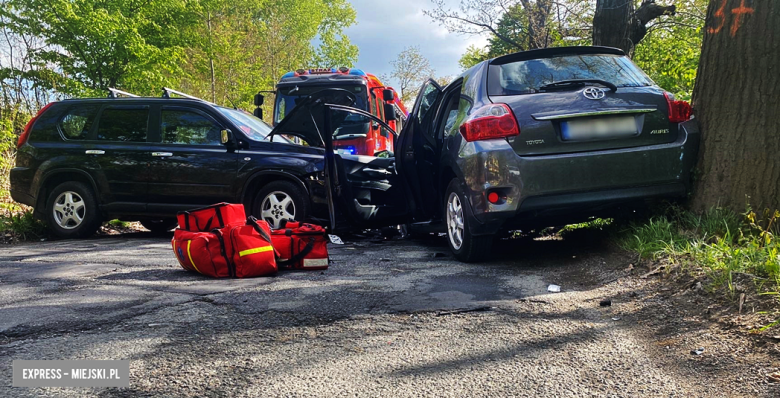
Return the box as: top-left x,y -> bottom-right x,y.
459,103 -> 520,142
17,102 -> 55,147
664,92 -> 692,123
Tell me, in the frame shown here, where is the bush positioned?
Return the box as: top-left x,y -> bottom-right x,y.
0,206 -> 47,242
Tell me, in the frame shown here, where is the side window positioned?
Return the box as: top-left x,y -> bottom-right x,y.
96,106 -> 149,142
416,82 -> 441,121
161,109 -> 221,145
58,105 -> 100,140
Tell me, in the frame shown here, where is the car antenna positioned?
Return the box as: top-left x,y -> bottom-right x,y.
161,87 -> 217,105
107,88 -> 139,98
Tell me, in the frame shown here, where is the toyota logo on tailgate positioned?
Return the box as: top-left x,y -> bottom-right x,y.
583,87 -> 605,100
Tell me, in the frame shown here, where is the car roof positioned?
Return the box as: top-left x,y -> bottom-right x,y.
490,46 -> 625,65
60,97 -> 216,105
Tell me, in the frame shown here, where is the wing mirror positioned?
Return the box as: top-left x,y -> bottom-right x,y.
382,89 -> 394,102
254,93 -> 264,106
384,103 -> 396,122
220,129 -> 233,145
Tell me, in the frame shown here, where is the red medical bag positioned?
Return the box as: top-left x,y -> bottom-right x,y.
172,217 -> 277,278
271,221 -> 329,270
177,202 -> 246,232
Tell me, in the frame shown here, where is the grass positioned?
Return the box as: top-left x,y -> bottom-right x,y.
618,205 -> 780,299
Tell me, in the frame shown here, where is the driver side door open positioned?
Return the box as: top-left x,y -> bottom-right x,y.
321,105 -> 413,230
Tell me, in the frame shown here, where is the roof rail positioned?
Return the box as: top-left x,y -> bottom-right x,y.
161,87 -> 215,105
107,88 -> 139,98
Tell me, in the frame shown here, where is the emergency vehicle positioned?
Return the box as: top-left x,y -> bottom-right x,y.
270,67 -> 407,156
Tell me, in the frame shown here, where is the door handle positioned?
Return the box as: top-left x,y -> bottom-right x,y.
85,150 -> 105,155
151,152 -> 173,157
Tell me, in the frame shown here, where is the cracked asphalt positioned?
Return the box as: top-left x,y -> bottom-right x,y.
1,230 -> 778,397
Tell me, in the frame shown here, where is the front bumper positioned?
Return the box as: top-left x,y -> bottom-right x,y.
459,119 -> 700,235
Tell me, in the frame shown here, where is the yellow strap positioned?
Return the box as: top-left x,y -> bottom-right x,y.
239,246 -> 273,257
186,240 -> 201,273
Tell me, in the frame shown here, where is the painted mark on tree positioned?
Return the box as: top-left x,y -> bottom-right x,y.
707,0 -> 754,37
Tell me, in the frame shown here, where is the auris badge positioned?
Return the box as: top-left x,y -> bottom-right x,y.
583,87 -> 605,100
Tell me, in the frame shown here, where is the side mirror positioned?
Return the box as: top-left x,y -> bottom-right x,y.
384,103 -> 396,121
253,108 -> 263,120
382,89 -> 394,102
220,129 -> 233,145
254,93 -> 264,106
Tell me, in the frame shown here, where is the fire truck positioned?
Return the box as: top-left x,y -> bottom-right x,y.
268,67 -> 407,156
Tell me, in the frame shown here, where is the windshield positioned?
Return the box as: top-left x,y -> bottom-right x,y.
217,107 -> 286,143
489,54 -> 654,95
274,84 -> 367,125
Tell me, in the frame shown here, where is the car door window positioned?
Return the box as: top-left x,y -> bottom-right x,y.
161,109 -> 222,145
96,106 -> 149,142
416,82 -> 440,121
59,105 -> 100,140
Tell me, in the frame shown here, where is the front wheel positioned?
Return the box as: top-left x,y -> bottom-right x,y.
444,179 -> 493,262
252,180 -> 309,229
45,181 -> 102,239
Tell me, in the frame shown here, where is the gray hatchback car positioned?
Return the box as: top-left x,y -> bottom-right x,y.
283,46 -> 700,262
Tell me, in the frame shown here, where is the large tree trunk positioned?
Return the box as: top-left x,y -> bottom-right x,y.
691,0 -> 780,213
593,0 -> 676,56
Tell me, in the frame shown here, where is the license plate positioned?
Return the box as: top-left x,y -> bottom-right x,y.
561,116 -> 638,141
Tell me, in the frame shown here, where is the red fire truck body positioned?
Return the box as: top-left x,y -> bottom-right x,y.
273,68 -> 408,156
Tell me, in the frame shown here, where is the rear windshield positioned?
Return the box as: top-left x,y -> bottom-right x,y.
488,54 -> 654,96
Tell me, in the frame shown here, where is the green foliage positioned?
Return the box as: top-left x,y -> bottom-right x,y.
633,0 -> 707,101
619,205 -> 780,295
1,0 -> 195,96
0,0 -> 358,106
0,207 -> 47,241
459,45 -> 490,70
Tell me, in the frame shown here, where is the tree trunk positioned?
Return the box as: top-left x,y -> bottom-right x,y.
593,0 -> 676,56
691,0 -> 780,214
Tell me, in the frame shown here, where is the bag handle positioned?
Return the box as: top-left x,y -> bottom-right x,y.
246,216 -> 273,243
277,238 -> 315,269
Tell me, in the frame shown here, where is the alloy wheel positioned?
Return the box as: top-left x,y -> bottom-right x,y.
53,191 -> 86,230
447,192 -> 464,250
261,191 -> 296,229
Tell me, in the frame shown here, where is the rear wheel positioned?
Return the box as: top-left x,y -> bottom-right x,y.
445,179 -> 493,262
253,180 -> 309,229
140,219 -> 177,234
45,181 -> 102,239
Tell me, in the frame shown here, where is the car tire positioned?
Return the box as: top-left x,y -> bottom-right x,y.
45,181 -> 102,239
252,180 -> 309,229
140,219 -> 178,234
444,179 -> 493,262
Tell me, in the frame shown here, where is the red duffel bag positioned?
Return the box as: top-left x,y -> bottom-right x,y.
227,217 -> 277,278
271,221 -> 329,270
177,202 -> 246,232
172,229 -> 232,278
172,217 -> 277,278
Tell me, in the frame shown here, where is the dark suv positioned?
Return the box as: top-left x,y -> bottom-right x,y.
10,91 -> 332,238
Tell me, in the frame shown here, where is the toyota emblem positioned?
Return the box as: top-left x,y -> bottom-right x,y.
583,87 -> 605,100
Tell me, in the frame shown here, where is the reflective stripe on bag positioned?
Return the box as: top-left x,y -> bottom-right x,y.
238,246 -> 274,257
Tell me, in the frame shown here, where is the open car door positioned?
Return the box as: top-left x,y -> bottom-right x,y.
395,79 -> 443,220
320,104 -> 412,230
268,88 -> 356,147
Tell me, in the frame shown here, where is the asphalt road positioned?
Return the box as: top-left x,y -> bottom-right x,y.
0,230 -> 777,397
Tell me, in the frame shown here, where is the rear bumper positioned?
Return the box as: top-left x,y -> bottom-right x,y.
9,167 -> 36,207
460,119 -> 700,235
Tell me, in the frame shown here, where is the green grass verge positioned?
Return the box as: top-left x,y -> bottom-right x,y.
617,205 -> 780,298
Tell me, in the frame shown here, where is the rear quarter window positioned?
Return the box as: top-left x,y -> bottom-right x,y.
489,54 -> 654,96
58,105 -> 100,140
